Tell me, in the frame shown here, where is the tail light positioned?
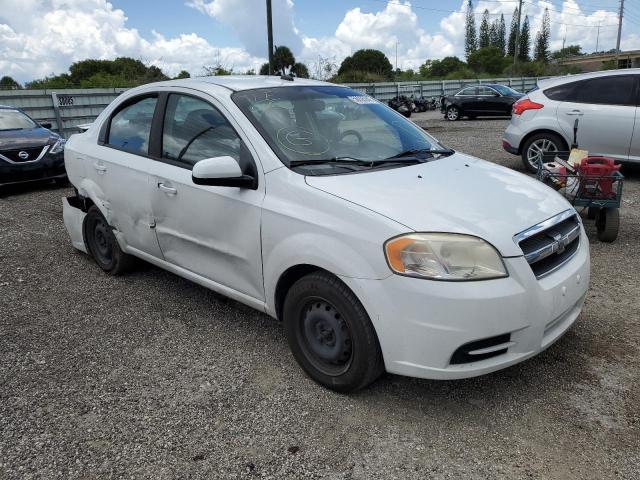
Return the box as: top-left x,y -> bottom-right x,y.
512,98 -> 544,115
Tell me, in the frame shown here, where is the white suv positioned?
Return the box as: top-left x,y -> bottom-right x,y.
503,69 -> 640,172
63,76 -> 590,391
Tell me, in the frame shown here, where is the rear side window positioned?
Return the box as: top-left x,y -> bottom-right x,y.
544,76 -> 637,106
107,96 -> 157,155
457,87 -> 478,96
572,76 -> 637,106
162,94 -> 241,167
543,82 -> 576,101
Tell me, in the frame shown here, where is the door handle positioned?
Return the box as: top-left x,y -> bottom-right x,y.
158,183 -> 177,195
93,162 -> 107,174
566,110 -> 583,116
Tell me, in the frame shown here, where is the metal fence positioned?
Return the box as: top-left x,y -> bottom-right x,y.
345,77 -> 545,102
0,87 -> 128,139
0,77 -> 545,138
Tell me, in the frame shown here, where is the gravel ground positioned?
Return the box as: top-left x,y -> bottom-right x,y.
1,113 -> 639,479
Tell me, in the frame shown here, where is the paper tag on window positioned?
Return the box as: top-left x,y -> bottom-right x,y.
347,95 -> 377,105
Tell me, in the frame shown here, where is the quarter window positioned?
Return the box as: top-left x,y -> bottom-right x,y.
162,94 -> 242,166
457,87 -> 478,96
107,96 -> 157,155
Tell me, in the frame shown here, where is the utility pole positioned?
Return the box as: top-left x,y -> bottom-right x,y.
615,0 -> 624,66
596,21 -> 601,52
395,41 -> 398,71
513,0 -> 523,68
266,0 -> 274,75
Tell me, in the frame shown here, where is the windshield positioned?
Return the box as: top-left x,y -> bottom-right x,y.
231,86 -> 450,172
0,109 -> 38,131
491,85 -> 520,96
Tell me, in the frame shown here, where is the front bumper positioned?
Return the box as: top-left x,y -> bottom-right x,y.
344,229 -> 590,380
0,151 -> 66,186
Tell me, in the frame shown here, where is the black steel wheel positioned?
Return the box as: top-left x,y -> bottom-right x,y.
283,271 -> 384,392
83,206 -> 135,274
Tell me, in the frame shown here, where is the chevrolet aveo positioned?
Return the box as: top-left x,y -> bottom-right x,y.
63,76 -> 590,392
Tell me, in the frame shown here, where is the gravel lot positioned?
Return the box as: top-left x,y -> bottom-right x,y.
1,112 -> 639,479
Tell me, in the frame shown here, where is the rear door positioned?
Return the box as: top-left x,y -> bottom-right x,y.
455,86 -> 480,113
555,75 -> 637,161
91,94 -> 163,258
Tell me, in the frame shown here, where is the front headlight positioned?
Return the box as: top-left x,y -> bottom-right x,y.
384,233 -> 508,281
49,138 -> 66,154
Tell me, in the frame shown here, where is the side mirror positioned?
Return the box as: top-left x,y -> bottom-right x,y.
40,122 -> 52,129
192,156 -> 256,189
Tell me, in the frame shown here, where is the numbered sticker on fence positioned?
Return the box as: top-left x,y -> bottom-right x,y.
57,95 -> 74,107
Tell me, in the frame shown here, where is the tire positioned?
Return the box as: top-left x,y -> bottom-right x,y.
446,106 -> 460,121
587,206 -> 598,220
521,132 -> 566,173
596,207 -> 619,243
283,271 -> 384,392
83,206 -> 135,274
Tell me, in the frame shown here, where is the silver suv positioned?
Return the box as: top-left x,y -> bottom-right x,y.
503,69 -> 640,172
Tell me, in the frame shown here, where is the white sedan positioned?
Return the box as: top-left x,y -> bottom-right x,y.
63,76 -> 590,392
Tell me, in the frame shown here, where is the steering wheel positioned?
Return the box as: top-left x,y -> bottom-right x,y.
338,129 -> 363,144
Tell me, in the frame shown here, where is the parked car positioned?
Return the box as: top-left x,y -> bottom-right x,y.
441,84 -> 524,121
62,76 -> 590,392
0,105 -> 66,189
503,69 -> 640,172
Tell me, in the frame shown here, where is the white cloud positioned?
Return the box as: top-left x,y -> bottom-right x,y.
0,0 -> 265,83
187,0 -> 302,57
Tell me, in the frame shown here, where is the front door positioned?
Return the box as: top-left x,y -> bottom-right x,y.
556,75 -> 637,161
148,92 -> 265,301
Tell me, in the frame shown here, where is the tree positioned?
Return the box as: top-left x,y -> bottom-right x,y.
552,45 -> 583,60
419,56 -> 466,78
534,8 -> 551,63
489,20 -> 499,48
507,7 -> 519,58
272,45 -> 295,75
465,0 -> 478,59
497,14 -> 507,55
337,49 -> 393,79
0,76 -> 21,89
259,63 -> 270,75
291,62 -> 309,78
479,9 -> 491,49
468,46 -> 509,74
519,15 -> 531,61
175,70 -> 190,79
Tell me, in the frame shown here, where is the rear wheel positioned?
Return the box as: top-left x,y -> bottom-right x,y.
84,206 -> 135,274
446,106 -> 460,121
283,271 -> 384,392
521,132 -> 566,173
596,208 -> 619,242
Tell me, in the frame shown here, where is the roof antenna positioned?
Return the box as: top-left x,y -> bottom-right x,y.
280,73 -> 294,81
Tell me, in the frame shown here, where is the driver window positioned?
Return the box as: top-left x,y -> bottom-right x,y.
162,94 -> 241,166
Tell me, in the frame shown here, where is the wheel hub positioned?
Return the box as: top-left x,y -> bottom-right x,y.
302,300 -> 352,369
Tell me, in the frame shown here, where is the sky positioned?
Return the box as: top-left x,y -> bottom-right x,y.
1,0 -> 640,83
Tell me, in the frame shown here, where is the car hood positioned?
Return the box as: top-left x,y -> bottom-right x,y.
0,127 -> 57,150
304,153 -> 573,257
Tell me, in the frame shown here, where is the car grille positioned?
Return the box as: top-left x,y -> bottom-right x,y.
515,210 -> 581,279
0,145 -> 48,163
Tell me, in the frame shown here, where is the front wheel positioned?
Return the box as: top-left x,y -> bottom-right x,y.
283,272 -> 384,392
446,106 -> 460,121
84,206 -> 135,274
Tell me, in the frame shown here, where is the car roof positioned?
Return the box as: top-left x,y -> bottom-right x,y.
537,68 -> 640,89
148,75 -> 338,92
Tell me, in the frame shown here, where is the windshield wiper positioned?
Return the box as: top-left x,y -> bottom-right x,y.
289,157 -> 375,168
386,147 -> 454,160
